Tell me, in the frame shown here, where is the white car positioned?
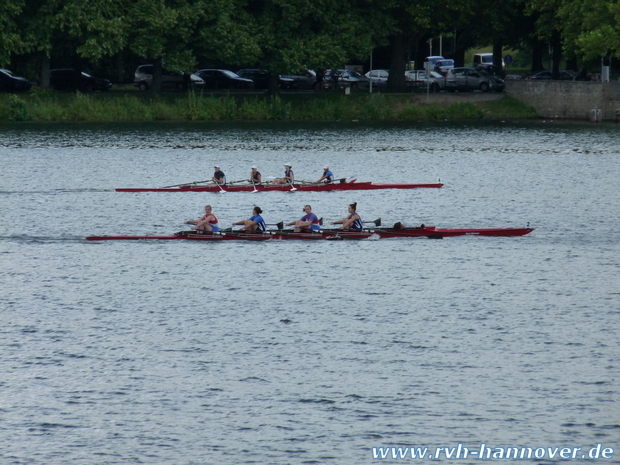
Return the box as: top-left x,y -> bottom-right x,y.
365,69 -> 389,87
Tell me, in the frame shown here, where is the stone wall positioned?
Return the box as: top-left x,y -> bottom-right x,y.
505,80 -> 620,121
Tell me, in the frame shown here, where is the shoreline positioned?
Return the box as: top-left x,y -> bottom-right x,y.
0,90 -> 539,123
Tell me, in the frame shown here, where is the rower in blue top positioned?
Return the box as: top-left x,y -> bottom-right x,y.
233,206 -> 266,232
315,165 -> 334,183
286,205 -> 321,232
272,163 -> 294,185
331,202 -> 363,230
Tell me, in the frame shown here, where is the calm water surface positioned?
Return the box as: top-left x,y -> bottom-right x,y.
1,122 -> 619,464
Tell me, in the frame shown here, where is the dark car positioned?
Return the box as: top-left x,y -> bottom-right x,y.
446,67 -> 504,92
49,69 -> 112,92
195,69 -> 254,89
237,69 -> 295,89
526,70 -> 576,81
0,69 -> 32,92
281,70 -> 317,90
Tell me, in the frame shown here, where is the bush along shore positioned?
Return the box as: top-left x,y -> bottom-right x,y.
0,89 -> 538,123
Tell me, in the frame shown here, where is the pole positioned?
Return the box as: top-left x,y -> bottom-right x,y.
369,51 -> 373,94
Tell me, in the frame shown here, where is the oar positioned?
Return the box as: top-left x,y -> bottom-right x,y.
266,221 -> 285,230
288,180 -> 297,192
161,179 -> 212,188
214,179 -> 226,193
251,178 -> 258,193
363,218 -> 381,227
228,179 -> 251,185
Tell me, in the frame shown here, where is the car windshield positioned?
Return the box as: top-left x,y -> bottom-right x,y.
1,69 -> 15,76
347,71 -> 363,78
477,69 -> 490,76
222,70 -> 241,78
429,71 -> 444,78
81,72 -> 93,78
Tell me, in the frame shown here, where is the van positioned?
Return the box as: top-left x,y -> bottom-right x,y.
473,53 -> 505,70
424,56 -> 445,72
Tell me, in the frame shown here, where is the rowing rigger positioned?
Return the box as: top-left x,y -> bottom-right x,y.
86,223 -> 534,241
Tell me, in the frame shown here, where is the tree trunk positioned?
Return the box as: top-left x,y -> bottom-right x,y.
39,55 -> 50,89
267,73 -> 280,95
115,52 -> 124,84
387,32 -> 407,92
531,39 -> 544,73
152,59 -> 162,94
551,30 -> 562,79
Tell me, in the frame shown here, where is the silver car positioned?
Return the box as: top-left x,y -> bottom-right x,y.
405,70 -> 446,92
134,65 -> 204,91
445,67 -> 505,92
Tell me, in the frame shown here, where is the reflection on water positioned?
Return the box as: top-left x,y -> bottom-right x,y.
1,122 -> 619,465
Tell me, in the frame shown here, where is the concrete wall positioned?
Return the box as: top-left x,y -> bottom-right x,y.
506,80 -> 620,121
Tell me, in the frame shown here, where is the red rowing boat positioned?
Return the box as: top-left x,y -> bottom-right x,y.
115,179 -> 444,193
86,225 -> 533,241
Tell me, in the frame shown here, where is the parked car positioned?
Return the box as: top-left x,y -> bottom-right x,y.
445,67 -> 504,92
0,69 -> 32,92
325,69 -> 368,90
134,64 -> 204,91
236,69 -> 295,89
525,70 -> 576,81
49,69 -> 112,92
281,70 -> 317,90
424,56 -> 445,72
195,69 -> 254,89
434,59 -> 454,75
405,70 -> 446,92
365,69 -> 389,87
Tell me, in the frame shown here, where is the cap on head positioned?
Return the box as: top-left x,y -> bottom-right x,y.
323,165 -> 329,169
251,165 -> 257,169
284,163 -> 292,167
214,164 -> 220,168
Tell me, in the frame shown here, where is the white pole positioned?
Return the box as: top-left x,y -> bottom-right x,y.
369,51 -> 373,94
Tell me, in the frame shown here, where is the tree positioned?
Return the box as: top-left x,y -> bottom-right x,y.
243,0 -> 386,92
0,0 -> 24,66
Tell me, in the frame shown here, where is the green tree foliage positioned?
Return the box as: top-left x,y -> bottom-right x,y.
555,0 -> 620,59
0,0 -> 24,66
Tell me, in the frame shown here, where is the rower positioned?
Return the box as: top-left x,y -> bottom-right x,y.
186,205 -> 220,232
212,165 -> 226,185
315,165 -> 334,183
272,163 -> 294,185
287,205 -> 321,232
331,202 -> 363,230
249,165 -> 262,185
233,206 -> 266,232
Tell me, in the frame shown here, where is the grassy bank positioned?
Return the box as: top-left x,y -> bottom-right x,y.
0,89 -> 538,123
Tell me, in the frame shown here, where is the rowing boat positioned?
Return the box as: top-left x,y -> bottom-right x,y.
86,225 -> 533,241
114,179 -> 444,193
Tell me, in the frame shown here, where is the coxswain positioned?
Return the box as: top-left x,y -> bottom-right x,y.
287,205 -> 321,232
249,165 -> 262,185
233,206 -> 266,232
212,165 -> 226,185
186,205 -> 220,232
272,163 -> 294,185
331,202 -> 363,230
315,165 -> 334,183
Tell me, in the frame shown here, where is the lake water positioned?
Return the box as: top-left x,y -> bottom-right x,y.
1,121 -> 619,464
